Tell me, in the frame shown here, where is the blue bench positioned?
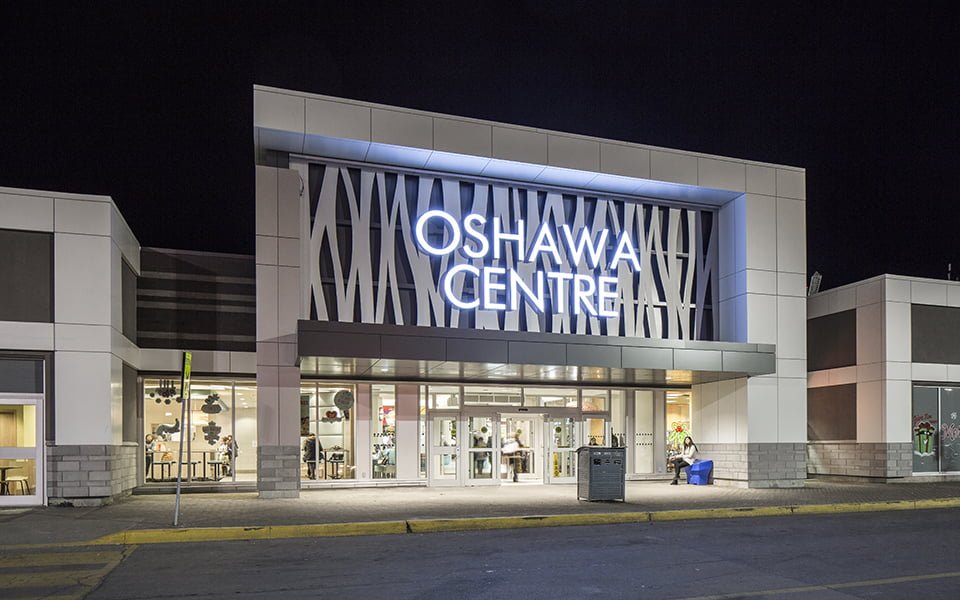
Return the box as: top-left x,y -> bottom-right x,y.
687,460 -> 713,485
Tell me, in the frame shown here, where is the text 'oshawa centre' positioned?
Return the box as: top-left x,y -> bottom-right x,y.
1,85 -> 958,506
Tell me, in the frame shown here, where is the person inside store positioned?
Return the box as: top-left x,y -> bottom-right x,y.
302,433 -> 323,480
144,434 -> 156,480
670,436 -> 699,485
220,435 -> 239,477
502,431 -> 525,483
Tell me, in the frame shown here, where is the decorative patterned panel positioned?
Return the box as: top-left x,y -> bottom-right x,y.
301,161 -> 716,340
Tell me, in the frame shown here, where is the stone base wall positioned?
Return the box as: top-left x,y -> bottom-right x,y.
808,442 -> 913,479
47,443 -> 138,506
257,445 -> 300,498
697,443 -> 748,484
698,442 -> 806,488
748,442 -> 807,488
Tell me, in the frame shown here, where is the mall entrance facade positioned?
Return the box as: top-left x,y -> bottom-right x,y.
297,381 -> 692,488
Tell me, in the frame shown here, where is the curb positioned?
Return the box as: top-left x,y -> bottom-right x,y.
15,497 -> 960,548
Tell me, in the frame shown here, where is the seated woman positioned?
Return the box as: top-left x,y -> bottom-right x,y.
670,436 -> 699,485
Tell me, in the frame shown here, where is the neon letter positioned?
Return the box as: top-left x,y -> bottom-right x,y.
493,218 -> 525,261
597,275 -> 618,317
441,264 -> 480,309
509,269 -> 545,313
609,231 -> 642,270
573,274 -> 598,316
462,213 -> 489,259
482,267 -> 507,310
546,272 -> 574,314
415,210 -> 461,256
561,225 -> 608,269
528,223 -> 563,265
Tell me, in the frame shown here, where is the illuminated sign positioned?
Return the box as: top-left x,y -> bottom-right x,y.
414,210 -> 641,318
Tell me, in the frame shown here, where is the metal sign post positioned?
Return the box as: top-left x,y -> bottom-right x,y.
173,351 -> 192,527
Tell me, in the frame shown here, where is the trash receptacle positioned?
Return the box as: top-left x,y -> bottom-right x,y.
687,460 -> 713,485
577,446 -> 625,501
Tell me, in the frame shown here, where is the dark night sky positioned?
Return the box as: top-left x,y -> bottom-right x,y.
1,2 -> 957,289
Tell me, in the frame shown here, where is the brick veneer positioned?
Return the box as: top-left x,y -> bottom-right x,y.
807,442 -> 913,480
257,445 -> 300,498
46,444 -> 138,506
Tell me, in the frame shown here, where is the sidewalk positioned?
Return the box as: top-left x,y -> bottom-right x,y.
2,479 -> 960,547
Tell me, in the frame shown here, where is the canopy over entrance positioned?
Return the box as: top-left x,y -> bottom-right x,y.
298,321 -> 775,387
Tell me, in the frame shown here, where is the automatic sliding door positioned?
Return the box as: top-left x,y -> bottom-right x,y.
546,417 -> 577,483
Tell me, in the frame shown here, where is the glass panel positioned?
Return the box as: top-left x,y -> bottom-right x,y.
463,386 -> 521,406
433,452 -> 458,479
524,387 -> 576,408
428,385 -> 460,409
609,390 -> 626,449
551,448 -> 576,478
582,389 -> 608,412
666,391 -> 692,455
0,405 -> 36,448
233,382 -> 257,482
469,416 -> 494,448
189,381 -> 234,482
0,458 -> 36,496
315,384 -> 356,480
301,385 -> 319,480
372,385 -> 397,479
940,387 -> 960,472
912,386 -> 939,473
470,451 -> 494,479
143,377 -> 186,482
433,417 -> 458,447
584,417 -> 606,446
501,415 -> 541,481
634,390 -> 655,474
419,386 -> 427,479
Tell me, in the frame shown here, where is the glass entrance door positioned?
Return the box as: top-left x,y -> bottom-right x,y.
500,414 -> 543,483
428,414 -> 460,486
546,417 -> 578,483
0,394 -> 43,506
466,415 -> 497,485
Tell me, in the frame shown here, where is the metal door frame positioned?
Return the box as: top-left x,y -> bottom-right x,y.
0,393 -> 44,506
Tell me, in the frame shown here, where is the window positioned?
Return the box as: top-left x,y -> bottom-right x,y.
372,385 -> 396,479
427,385 -> 460,409
0,230 -> 52,323
143,378 -> 256,484
463,386 -> 521,406
300,384 -> 356,480
524,387 -> 576,408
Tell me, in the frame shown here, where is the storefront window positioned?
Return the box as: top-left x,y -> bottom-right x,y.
301,383 -> 356,480
524,387 -> 576,408
143,378 -> 255,484
372,385 -> 396,479
666,391 -> 692,454
584,417 -> 606,446
582,389 -> 608,412
419,386 -> 427,479
609,390 -> 626,448
912,385 -> 960,474
428,385 -> 460,409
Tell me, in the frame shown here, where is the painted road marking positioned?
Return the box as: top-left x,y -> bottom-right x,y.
677,570 -> 960,599
0,546 -> 134,600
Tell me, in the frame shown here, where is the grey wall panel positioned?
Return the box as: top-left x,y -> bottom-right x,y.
807,310 -> 856,371
912,304 -> 960,365
723,351 -> 775,374
622,347 -> 674,370
121,259 -> 137,343
0,358 -> 44,393
140,249 -> 255,278
380,335 -> 446,361
0,229 -> 52,323
566,344 -> 620,368
507,341 -> 565,365
674,349 -> 722,371
445,338 -> 508,363
122,363 -> 138,443
808,384 -> 857,441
